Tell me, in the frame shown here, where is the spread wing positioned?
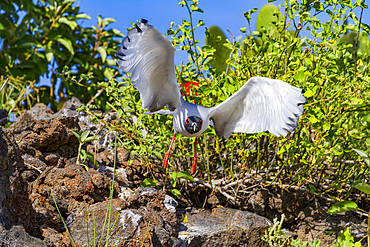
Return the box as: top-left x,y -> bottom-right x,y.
209,77 -> 305,138
115,20 -> 182,112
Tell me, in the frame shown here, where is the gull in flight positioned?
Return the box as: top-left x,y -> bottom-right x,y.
116,19 -> 306,174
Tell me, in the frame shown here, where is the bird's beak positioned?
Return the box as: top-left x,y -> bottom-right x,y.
192,123 -> 197,132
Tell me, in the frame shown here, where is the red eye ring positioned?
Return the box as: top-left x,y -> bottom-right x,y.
199,119 -> 203,126
185,118 -> 190,125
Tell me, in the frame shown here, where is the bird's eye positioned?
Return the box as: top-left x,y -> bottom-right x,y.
199,119 -> 203,126
185,118 -> 190,125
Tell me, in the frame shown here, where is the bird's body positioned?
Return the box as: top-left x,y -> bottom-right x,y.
173,99 -> 210,138
116,20 -> 306,174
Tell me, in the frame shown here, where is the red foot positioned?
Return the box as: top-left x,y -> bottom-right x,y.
162,133 -> 176,169
191,138 -> 198,174
191,156 -> 197,174
162,151 -> 170,168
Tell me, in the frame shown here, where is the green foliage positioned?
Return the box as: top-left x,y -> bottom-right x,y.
169,171 -> 194,196
256,4 -> 283,33
263,215 -> 362,247
140,178 -> 158,187
104,0 -> 370,198
205,26 -> 230,73
353,181 -> 370,195
352,147 -> 370,167
70,130 -> 98,169
262,214 -> 321,247
328,201 -> 358,214
0,0 -> 123,112
333,228 -> 362,247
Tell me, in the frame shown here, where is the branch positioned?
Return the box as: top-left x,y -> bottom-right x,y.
354,0 -> 365,79
226,29 -> 235,75
0,78 -> 9,94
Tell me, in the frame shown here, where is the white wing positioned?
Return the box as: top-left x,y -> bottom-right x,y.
209,77 -> 305,138
116,20 -> 182,112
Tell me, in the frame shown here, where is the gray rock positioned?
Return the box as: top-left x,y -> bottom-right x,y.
178,207 -> 271,247
164,194 -> 178,213
27,103 -> 54,120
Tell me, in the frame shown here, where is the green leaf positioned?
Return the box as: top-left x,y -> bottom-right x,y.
58,16 -> 77,30
102,17 -> 116,27
44,45 -> 53,62
56,37 -> 74,55
97,46 -> 107,63
336,228 -> 361,247
86,152 -> 98,169
309,184 -> 318,195
328,201 -> 358,214
140,178 -> 158,187
190,5 -> 203,13
352,148 -> 370,167
80,149 -> 87,162
80,131 -> 90,143
353,181 -> 370,195
69,129 -> 81,142
257,4 -> 283,33
84,136 -> 98,143
175,172 -> 194,182
170,172 -> 178,187
205,26 -> 230,74
170,188 -> 182,197
75,13 -> 91,20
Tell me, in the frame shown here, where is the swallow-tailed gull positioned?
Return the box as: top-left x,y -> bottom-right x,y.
115,19 -> 306,174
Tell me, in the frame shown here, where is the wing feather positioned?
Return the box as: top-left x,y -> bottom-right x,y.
209,77 -> 305,138
116,21 -> 182,112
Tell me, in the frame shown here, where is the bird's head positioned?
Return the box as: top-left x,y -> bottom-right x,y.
184,116 -> 203,134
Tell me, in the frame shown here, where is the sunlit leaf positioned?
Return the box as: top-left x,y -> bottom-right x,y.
97,46 -> 107,63
170,188 -> 182,197
352,148 -> 370,167
176,172 -> 194,182
353,181 -> 370,195
80,131 -> 90,143
328,201 -> 358,214
69,129 -> 81,142
140,178 -> 158,187
56,37 -> 74,55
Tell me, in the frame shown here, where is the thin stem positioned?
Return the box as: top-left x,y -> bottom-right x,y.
0,78 -> 9,94
51,190 -> 76,247
104,130 -> 118,246
354,0 -> 365,79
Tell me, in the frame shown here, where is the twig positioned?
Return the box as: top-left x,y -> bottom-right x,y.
0,78 -> 9,94
323,159 -> 363,165
193,178 -> 235,201
226,29 -> 235,75
24,163 -> 43,173
354,0 -> 365,79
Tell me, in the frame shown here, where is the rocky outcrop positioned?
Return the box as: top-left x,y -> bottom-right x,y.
179,207 -> 271,246
0,127 -> 44,246
0,98 -> 366,246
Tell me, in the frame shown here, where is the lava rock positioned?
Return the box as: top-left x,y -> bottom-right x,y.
0,127 -> 44,244
178,207 -> 271,247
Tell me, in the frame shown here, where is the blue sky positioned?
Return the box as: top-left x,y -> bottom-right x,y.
36,0 -> 369,94
77,0 -> 369,65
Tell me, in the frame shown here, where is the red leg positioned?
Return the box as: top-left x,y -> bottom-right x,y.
191,138 -> 198,174
163,133 -> 176,169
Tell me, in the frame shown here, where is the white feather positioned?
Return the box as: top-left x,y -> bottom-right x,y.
209,77 -> 306,138
116,22 -> 182,112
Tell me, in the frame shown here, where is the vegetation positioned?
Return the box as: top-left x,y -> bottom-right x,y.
1,0 -> 370,245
